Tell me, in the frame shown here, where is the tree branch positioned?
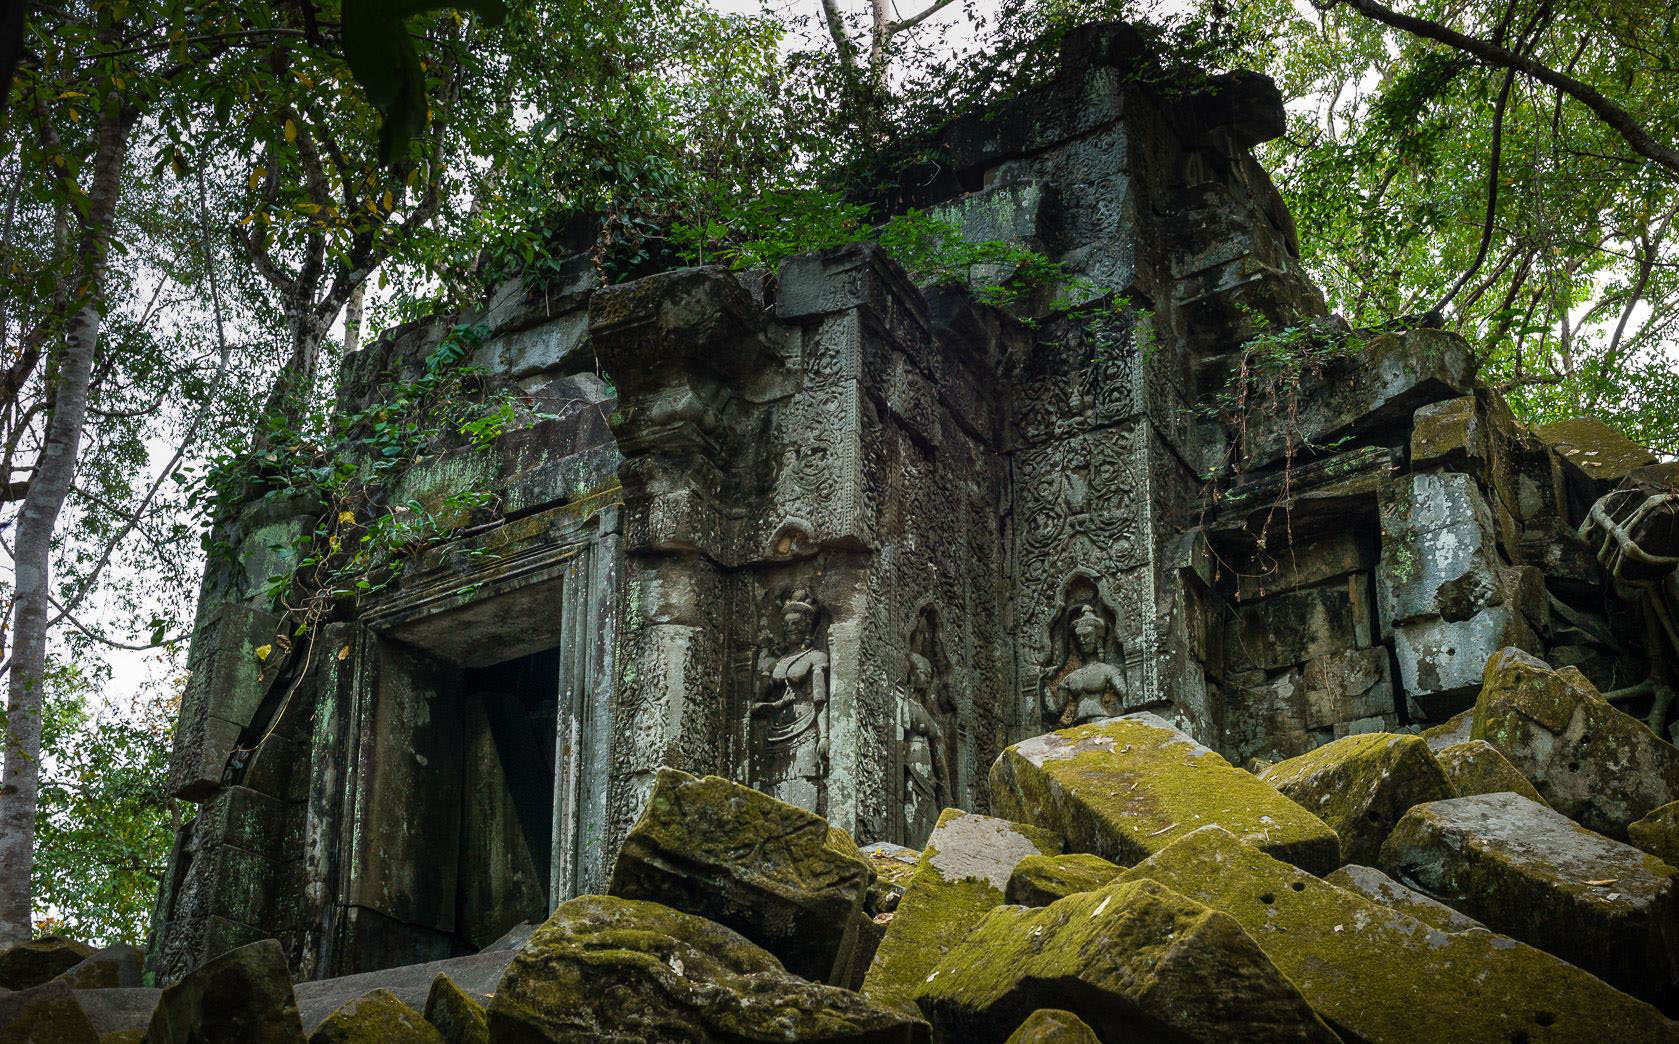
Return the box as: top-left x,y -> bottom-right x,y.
1332,0 -> 1679,180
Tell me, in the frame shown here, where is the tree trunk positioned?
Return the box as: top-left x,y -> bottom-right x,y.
253,310 -> 325,449
342,282 -> 366,356
0,99 -> 131,943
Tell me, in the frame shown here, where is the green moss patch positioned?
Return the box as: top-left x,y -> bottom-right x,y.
915,877 -> 1337,1044
991,714 -> 1338,874
1436,739 -> 1545,803
1122,825 -> 1679,1043
1260,732 -> 1453,866
861,809 -> 1060,1014
1004,853 -> 1124,906
310,989 -> 441,1044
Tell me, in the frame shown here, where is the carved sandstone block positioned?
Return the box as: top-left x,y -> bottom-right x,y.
990,713 -> 1339,874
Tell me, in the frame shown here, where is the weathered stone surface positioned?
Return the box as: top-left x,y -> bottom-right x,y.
144,939 -> 305,1044
1002,1010 -> 1099,1044
1379,791 -> 1679,1002
1123,825 -> 1679,1043
293,943 -> 514,1031
1420,708 -> 1473,751
48,947 -> 142,991
0,939 -> 95,992
308,989 -> 442,1044
862,809 -> 1060,1014
1243,329 -> 1475,470
422,974 -> 487,1044
1003,853 -> 1123,906
1535,416 -> 1659,493
1324,864 -> 1485,933
1473,646 -> 1679,838
606,768 -> 873,985
1259,732 -> 1452,866
1410,395 -> 1486,472
992,713 -> 1339,873
1630,800 -> 1679,868
65,989 -> 158,1039
1435,738 -> 1545,803
915,878 -> 1339,1044
487,895 -> 929,1043
0,981 -> 98,1044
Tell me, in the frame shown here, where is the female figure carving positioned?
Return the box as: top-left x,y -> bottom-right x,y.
751,588 -> 829,812
1052,604 -> 1129,726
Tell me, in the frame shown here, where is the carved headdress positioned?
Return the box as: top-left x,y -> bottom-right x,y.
1072,604 -> 1107,637
782,588 -> 818,619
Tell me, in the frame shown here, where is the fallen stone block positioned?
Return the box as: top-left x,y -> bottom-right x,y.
1420,709 -> 1473,751
1004,853 -> 1123,906
990,712 -> 1338,874
1122,824 -> 1679,1043
55,987 -> 159,1040
1473,646 -> 1679,838
861,841 -> 921,913
1324,864 -> 1484,933
915,877 -> 1339,1044
294,950 -> 512,1033
49,945 -> 143,991
308,989 -> 441,1044
487,895 -> 929,1043
144,939 -> 305,1044
1260,732 -> 1453,866
1434,738 -> 1545,803
607,768 -> 873,985
1535,416 -> 1658,496
423,974 -> 487,1044
1379,791 -> 1679,1003
1630,800 -> 1679,868
0,980 -> 99,1044
861,809 -> 1060,1014
0,938 -> 95,992
1003,1009 -> 1099,1044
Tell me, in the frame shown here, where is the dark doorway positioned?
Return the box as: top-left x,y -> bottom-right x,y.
454,646 -> 560,951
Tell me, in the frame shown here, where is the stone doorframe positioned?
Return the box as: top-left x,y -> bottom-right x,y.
304,502 -> 621,975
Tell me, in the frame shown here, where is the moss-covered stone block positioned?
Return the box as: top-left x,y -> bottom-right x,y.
1379,791 -> 1678,1003
487,895 -> 929,1043
1410,395 -> 1485,471
1630,800 -> 1679,869
1002,1009 -> 1099,1044
1260,732 -> 1453,866
607,768 -> 874,985
0,980 -> 100,1044
1003,853 -> 1123,906
0,938 -> 95,992
145,939 -> 305,1044
1419,708 -> 1473,751
308,989 -> 442,1044
1472,647 -> 1679,839
422,974 -> 487,1044
1324,864 -> 1484,933
1534,416 -> 1658,493
1435,738 -> 1545,803
861,809 -> 1060,1014
50,944 -> 143,990
991,713 -> 1338,873
1123,825 -> 1678,1043
915,877 -> 1338,1044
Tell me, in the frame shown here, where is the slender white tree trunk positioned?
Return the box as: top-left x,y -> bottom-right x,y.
342,282 -> 366,356
0,99 -> 130,943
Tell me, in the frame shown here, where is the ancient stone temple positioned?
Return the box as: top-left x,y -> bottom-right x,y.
147,23 -> 1672,985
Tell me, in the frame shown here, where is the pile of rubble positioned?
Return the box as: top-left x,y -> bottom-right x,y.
4,646 -> 1678,1043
